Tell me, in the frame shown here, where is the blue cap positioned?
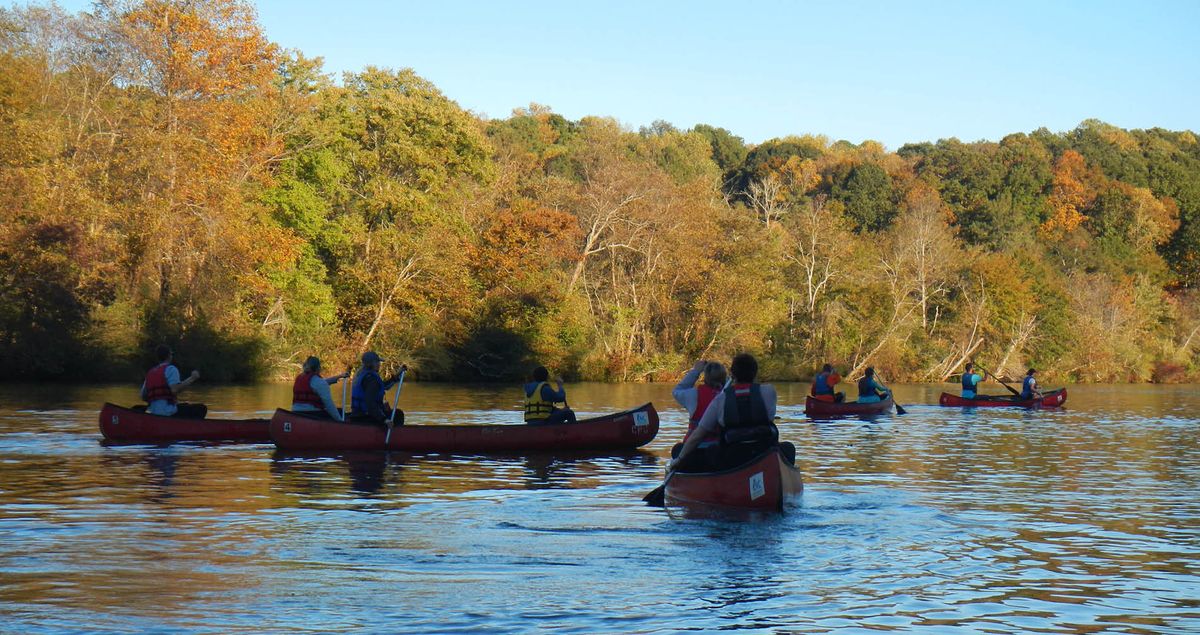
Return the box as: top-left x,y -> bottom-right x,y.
362,351 -> 382,365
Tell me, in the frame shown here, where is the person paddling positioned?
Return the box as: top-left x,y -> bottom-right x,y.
523,366 -> 576,425
140,345 -> 202,417
672,353 -> 794,472
961,362 -> 984,399
856,367 -> 891,403
1021,368 -> 1042,400
810,363 -> 844,403
291,356 -> 350,421
349,351 -> 406,425
670,359 -> 727,460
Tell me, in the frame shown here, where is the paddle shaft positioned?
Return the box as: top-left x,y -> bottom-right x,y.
975,364 -> 1022,397
384,368 -> 407,445
643,470 -> 675,507
341,366 -> 351,420
876,373 -> 907,415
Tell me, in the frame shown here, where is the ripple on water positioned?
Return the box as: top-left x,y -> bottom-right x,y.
1,383 -> 1199,632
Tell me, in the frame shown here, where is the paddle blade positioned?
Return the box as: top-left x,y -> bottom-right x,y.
895,403 -> 907,415
642,483 -> 666,507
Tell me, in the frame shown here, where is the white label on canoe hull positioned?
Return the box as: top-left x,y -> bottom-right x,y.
749,472 -> 765,500
111,415 -> 118,426
633,412 -> 649,427
283,421 -> 291,433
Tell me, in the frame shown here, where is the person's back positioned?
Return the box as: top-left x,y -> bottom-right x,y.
143,360 -> 178,416
350,351 -> 404,425
716,355 -> 781,466
1021,369 -> 1039,399
140,344 -> 200,417
672,360 -> 725,437
292,356 -> 346,421
810,364 -> 843,402
524,366 -> 576,426
857,368 -> 889,404
961,363 -> 982,398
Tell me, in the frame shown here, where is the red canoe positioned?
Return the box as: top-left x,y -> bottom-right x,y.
804,395 -> 894,417
938,388 -> 1067,408
665,446 -> 803,512
98,403 -> 270,443
270,402 -> 659,452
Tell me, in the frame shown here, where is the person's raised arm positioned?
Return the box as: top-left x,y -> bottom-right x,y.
325,369 -> 351,386
544,376 -> 567,403
169,369 -> 200,395
383,364 -> 408,389
672,361 -> 705,409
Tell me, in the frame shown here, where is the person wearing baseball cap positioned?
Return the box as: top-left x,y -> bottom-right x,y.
350,351 -> 406,424
291,356 -> 350,420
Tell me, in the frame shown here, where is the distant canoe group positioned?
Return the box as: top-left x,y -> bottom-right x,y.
99,347 -> 1065,512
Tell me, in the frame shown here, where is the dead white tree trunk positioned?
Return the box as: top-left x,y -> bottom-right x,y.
361,256 -> 421,351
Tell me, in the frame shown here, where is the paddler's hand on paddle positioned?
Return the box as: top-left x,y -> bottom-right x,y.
189,370 -> 200,381
692,359 -> 707,373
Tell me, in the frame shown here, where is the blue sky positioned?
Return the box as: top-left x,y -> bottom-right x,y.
58,0 -> 1199,149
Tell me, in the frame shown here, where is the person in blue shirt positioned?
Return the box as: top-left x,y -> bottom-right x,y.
810,363 -> 845,403
524,366 -> 576,425
961,362 -> 984,399
1021,368 -> 1042,400
856,367 -> 891,403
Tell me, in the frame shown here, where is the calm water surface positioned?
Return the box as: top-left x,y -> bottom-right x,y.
1,382 -> 1198,633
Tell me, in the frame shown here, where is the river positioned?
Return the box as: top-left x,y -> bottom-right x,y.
1,382 -> 1198,633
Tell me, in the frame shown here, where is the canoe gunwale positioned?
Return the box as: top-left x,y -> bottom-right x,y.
270,402 -> 660,452
938,388 -> 1067,408
98,402 -> 271,443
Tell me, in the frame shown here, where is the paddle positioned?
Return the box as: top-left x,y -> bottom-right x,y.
975,363 -> 1022,398
384,367 -> 407,446
877,374 -> 907,415
341,365 -> 352,420
642,466 -> 676,508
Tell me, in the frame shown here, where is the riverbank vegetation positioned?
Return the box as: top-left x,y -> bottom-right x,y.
3,0 -> 1199,383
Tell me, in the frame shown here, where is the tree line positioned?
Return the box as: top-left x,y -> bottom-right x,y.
3,0 -> 1199,384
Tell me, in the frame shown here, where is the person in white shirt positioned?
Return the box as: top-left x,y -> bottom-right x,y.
140,345 -> 200,417
670,359 -> 727,458
291,356 -> 350,421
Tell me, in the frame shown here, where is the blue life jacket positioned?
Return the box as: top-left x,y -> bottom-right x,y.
1021,375 -> 1037,399
813,372 -> 833,395
962,372 -> 979,391
351,369 -> 385,414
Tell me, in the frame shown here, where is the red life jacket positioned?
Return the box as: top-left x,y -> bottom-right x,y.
144,362 -> 176,404
292,371 -> 324,407
685,384 -> 721,443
